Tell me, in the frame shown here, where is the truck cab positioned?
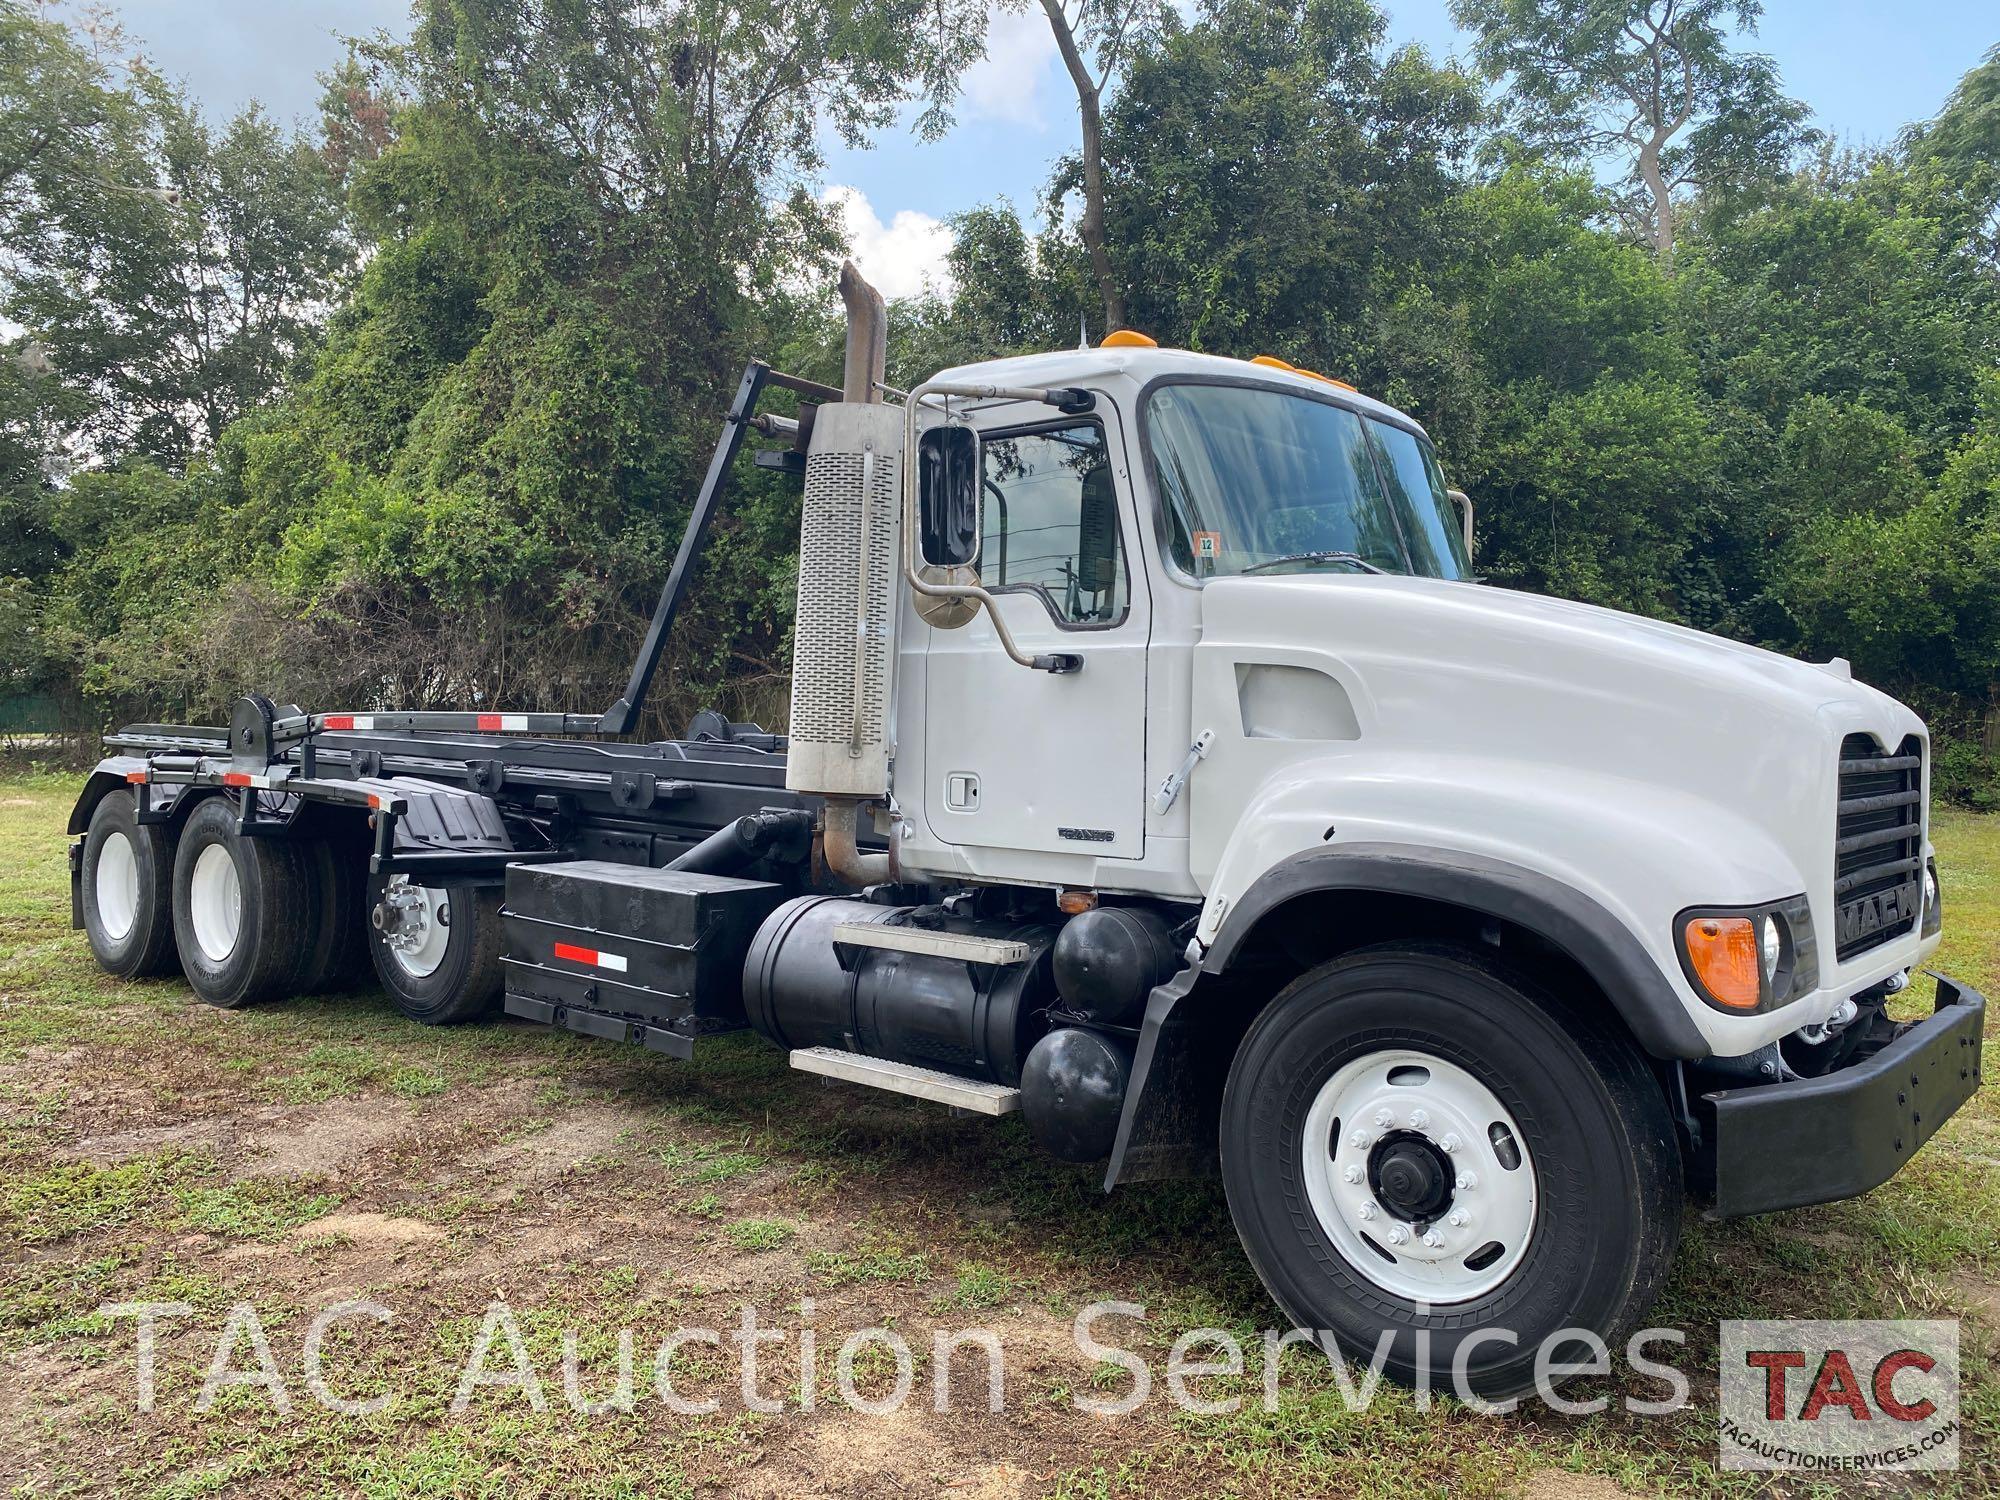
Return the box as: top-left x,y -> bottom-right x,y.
892,341 -> 1944,1058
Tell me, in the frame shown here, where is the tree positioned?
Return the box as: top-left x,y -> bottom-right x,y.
1903,44 -> 2000,271
1451,0 -> 1814,262
1023,0 -> 1171,335
1,4 -> 351,463
1095,0 -> 1480,365
195,0 -> 994,730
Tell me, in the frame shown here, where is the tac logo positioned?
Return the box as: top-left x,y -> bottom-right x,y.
1720,1320 -> 1959,1472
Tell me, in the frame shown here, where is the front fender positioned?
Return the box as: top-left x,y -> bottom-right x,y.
1195,750 -> 1818,1057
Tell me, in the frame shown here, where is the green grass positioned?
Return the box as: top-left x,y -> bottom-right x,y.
725,1216 -> 797,1251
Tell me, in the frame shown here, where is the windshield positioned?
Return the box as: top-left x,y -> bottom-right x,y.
1145,383 -> 1471,581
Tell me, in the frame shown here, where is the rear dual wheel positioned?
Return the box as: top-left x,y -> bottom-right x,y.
84,790 -> 502,1024
171,796 -> 318,1008
80,791 -> 180,978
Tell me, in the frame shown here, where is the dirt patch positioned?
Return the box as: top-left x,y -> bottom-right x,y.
0,1045 -> 84,1087
290,1210 -> 444,1247
768,1403 -> 937,1498
1521,1472 -> 1637,1500
474,1105 -> 650,1189
934,1463 -> 1032,1500
236,1096 -> 418,1179
1952,1269 -> 2000,1326
63,1118 -> 235,1163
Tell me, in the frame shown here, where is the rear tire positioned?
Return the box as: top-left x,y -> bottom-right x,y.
80,790 -> 179,978
365,875 -> 503,1024
1219,943 -> 1682,1401
170,796 -> 318,1009
299,826 -> 372,993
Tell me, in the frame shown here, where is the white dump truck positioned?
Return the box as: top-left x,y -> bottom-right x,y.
71,265 -> 1982,1395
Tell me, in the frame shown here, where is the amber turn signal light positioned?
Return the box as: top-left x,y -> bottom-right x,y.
1682,915 -> 1762,1010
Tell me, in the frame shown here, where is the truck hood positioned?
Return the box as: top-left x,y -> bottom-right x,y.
1196,574 -> 1926,902
1204,573 -> 1899,728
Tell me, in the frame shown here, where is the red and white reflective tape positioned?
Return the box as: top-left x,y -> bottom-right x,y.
125,770 -> 148,784
476,714 -> 530,732
553,941 -> 629,973
321,714 -> 375,730
220,771 -> 275,789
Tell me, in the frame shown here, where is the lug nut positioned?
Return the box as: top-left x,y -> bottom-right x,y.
1455,1172 -> 1477,1191
1342,1164 -> 1363,1184
1447,1209 -> 1469,1228
1409,1109 -> 1430,1129
1422,1230 -> 1444,1249
1385,1226 -> 1408,1245
1439,1133 -> 1461,1153
1349,1129 -> 1372,1149
1373,1108 -> 1394,1128
1357,1202 -> 1378,1221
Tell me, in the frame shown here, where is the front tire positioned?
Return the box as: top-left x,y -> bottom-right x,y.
365,875 -> 503,1024
81,790 -> 180,978
1219,943 -> 1682,1400
170,796 -> 318,1009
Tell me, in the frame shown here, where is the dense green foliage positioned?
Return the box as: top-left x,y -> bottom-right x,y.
3,0 -> 1998,794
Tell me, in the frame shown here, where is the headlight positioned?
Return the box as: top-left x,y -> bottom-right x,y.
1760,913 -> 1782,982
1675,895 -> 1818,1015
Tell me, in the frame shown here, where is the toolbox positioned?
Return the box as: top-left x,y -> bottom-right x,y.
500,860 -> 785,1056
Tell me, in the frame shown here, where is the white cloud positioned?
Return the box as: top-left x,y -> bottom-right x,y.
961,4 -> 1057,127
823,185 -> 955,300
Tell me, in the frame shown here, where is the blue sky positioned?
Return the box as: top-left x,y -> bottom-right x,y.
116,0 -> 1999,294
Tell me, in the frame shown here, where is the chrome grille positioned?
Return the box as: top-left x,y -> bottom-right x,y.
1833,734 -> 1923,961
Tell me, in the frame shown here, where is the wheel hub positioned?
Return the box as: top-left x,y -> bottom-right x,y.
374,878 -> 452,978
1368,1132 -> 1453,1224
1300,1047 -> 1538,1303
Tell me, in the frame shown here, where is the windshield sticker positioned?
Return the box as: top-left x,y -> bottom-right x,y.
1193,532 -> 1222,562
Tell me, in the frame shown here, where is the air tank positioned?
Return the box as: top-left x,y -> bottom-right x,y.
1051,905 -> 1182,1027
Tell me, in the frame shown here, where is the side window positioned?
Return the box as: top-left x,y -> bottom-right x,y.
979,423 -> 1126,626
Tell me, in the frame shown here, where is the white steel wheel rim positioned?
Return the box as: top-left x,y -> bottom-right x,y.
1301,1047 -> 1537,1304
382,878 -> 451,979
188,842 -> 244,963
95,830 -> 140,942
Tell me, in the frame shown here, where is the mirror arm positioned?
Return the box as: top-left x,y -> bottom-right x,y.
903,379 -> 1092,674
1448,487 -> 1475,559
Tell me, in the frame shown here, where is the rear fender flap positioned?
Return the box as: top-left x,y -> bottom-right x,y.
68,758 -> 192,835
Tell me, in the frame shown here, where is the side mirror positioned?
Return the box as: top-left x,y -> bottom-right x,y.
918,424 -> 981,568
1448,488 -> 1474,559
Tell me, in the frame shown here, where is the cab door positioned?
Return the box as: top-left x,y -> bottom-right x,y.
921,402 -> 1150,861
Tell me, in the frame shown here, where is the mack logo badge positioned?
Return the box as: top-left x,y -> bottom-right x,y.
1838,880 -> 1919,946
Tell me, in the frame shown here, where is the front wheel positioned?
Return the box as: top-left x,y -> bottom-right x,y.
365,874 -> 503,1024
1219,943 -> 1682,1400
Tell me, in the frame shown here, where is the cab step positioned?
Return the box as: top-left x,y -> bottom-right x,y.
788,1046 -> 1022,1115
829,923 -> 1031,965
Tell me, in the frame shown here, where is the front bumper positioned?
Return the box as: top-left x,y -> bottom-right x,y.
1702,973 -> 1985,1218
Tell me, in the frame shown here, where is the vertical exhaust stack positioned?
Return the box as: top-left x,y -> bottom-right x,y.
787,261 -> 900,885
